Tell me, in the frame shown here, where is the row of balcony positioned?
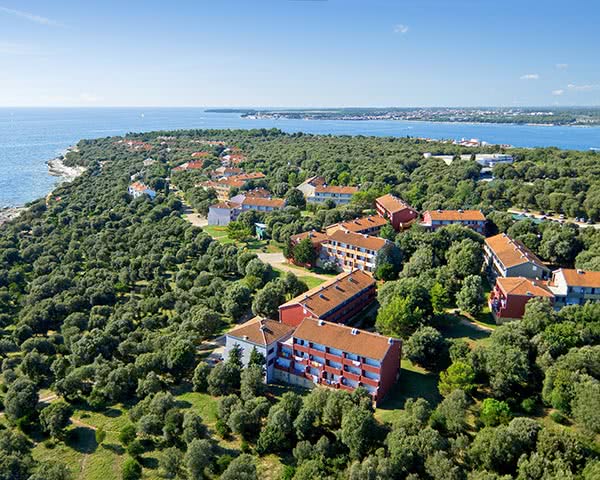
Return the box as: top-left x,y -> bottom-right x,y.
277,357 -> 380,388
291,344 -> 381,374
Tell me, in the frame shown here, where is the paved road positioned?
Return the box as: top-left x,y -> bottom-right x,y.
508,208 -> 599,229
257,252 -> 330,280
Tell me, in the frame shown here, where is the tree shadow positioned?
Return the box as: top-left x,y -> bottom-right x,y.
102,407 -> 122,418
440,314 -> 491,343
377,366 -> 442,415
102,443 -> 125,455
66,426 -> 98,454
141,456 -> 159,470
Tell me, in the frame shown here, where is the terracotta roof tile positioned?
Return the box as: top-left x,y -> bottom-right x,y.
315,185 -> 358,195
290,230 -> 329,246
294,318 -> 399,361
485,234 -> 546,269
425,209 -> 486,221
228,317 -> 294,346
496,277 -> 553,297
326,215 -> 387,234
241,197 -> 286,208
555,268 -> 600,288
375,194 -> 413,214
325,229 -> 388,251
280,269 -> 375,318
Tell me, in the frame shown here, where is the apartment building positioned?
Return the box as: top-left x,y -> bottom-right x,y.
548,269 -> 600,307
421,209 -> 486,234
484,233 -> 550,280
279,270 -> 376,327
325,215 -> 388,237
489,277 -> 554,322
207,195 -> 285,226
320,229 -> 389,273
375,194 -> 419,231
128,181 -> 156,199
224,317 -> 295,382
273,318 -> 401,405
297,176 -> 358,205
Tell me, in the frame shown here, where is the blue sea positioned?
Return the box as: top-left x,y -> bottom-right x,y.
1,107 -> 599,207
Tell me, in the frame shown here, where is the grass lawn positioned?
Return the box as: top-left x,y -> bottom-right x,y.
440,315 -> 493,348
298,275 -> 326,289
202,225 -> 228,239
375,359 -> 442,424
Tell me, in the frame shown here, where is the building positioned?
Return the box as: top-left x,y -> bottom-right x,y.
489,277 -> 554,322
207,196 -> 286,226
421,209 -> 486,234
321,229 -> 389,273
289,230 -> 330,267
128,181 -> 156,199
375,194 -> 419,231
200,173 -> 267,201
273,318 -> 401,404
325,215 -> 388,237
473,154 -> 514,167
547,269 -> 600,307
211,166 -> 243,179
224,317 -> 295,382
192,151 -> 211,158
207,201 -> 241,226
297,176 -> 358,205
484,233 -> 550,280
279,270 -> 376,327
173,160 -> 205,172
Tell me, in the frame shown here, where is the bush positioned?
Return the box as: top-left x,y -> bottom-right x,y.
122,457 -> 142,480
480,398 -> 511,427
550,410 -> 568,425
520,397 -> 537,414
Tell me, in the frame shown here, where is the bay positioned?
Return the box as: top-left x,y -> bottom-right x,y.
1,107 -> 599,207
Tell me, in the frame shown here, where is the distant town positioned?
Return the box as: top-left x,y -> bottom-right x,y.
208,106 -> 600,126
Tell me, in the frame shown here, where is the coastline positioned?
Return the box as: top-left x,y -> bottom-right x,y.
0,147 -> 86,226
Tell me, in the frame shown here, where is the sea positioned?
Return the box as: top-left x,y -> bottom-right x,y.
1,107 -> 600,208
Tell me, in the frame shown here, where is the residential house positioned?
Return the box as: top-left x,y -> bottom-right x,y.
489,277 -> 554,322
200,173 -> 267,201
207,201 -> 241,226
224,317 -> 295,382
547,269 -> 600,307
421,209 -> 486,234
325,215 -> 388,237
211,166 -> 242,179
192,151 -> 211,158
484,233 -> 550,280
375,194 -> 419,231
321,229 -> 389,273
173,160 -> 205,172
239,196 -> 286,213
128,181 -> 156,199
273,318 -> 401,404
279,270 -> 376,327
297,176 -> 358,205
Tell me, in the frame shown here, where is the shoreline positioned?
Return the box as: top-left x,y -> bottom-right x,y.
0,206 -> 27,226
46,146 -> 86,182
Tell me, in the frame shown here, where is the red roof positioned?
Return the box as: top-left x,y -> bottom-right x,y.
228,317 -> 294,346
554,268 -> 600,288
241,197 -> 286,208
294,317 -> 398,361
376,194 -> 413,214
425,209 -> 486,222
325,229 -> 388,252
496,277 -> 553,297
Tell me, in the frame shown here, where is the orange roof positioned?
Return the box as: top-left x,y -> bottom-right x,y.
210,201 -> 241,210
496,277 -> 553,297
375,194 -> 413,214
485,234 -> 546,269
192,151 -> 210,157
129,181 -> 150,192
555,269 -> 600,288
241,197 -> 286,208
294,318 -> 398,361
290,230 -> 329,246
325,229 -> 388,252
280,270 -> 375,318
228,317 -> 294,346
230,172 -> 266,181
315,185 -> 358,195
425,209 -> 486,222
244,188 -> 272,198
326,215 -> 387,234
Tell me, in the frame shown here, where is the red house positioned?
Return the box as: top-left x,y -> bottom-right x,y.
489,276 -> 554,321
273,318 -> 402,405
375,194 -> 419,231
278,270 -> 376,327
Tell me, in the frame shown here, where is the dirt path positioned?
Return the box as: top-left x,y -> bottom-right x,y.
183,212 -> 208,227
256,252 -> 330,280
458,317 -> 495,332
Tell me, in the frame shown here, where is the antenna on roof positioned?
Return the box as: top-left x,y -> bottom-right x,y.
388,337 -> 394,344
318,319 -> 325,326
351,328 -> 358,335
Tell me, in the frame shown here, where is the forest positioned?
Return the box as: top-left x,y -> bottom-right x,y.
0,129 -> 599,480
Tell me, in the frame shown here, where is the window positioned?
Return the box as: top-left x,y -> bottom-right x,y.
267,358 -> 274,366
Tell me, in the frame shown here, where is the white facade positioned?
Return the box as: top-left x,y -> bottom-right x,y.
223,336 -> 278,382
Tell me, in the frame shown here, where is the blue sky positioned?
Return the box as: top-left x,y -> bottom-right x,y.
1,0 -> 599,107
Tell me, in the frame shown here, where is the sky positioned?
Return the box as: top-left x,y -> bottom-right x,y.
0,0 -> 599,107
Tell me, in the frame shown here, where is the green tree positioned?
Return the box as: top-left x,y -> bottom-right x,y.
192,362 -> 211,393
438,360 -> 476,396
405,326 -> 449,371
456,275 -> 484,316
430,282 -> 449,314
376,295 -> 423,339
185,438 -> 213,480
240,364 -> 265,401
40,401 -> 73,439
122,457 -> 142,480
221,453 -> 257,480
4,376 -> 38,422
341,406 -> 376,460
480,398 -> 511,427
293,237 -> 315,265
252,281 -> 286,318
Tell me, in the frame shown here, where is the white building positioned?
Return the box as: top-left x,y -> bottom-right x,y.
128,181 -> 157,199
224,317 -> 295,381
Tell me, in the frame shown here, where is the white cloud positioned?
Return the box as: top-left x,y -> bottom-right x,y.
0,6 -> 62,27
556,63 -> 568,70
520,73 -> 540,80
567,83 -> 600,91
552,89 -> 564,96
393,24 -> 409,34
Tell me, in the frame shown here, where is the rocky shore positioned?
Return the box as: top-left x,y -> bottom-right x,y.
47,148 -> 86,182
0,206 -> 26,226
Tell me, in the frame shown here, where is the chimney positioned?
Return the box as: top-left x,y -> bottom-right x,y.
318,319 -> 325,326
351,328 -> 359,335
